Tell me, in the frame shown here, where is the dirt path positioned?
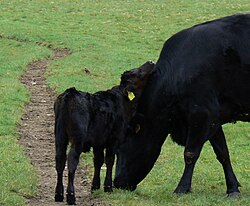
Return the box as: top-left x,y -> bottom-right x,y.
19,49 -> 105,206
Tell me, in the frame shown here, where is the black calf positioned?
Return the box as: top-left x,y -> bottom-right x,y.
54,61 -> 154,205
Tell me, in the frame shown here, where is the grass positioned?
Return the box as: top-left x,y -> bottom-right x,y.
0,138 -> 36,206
0,39 -> 51,205
0,39 -> 51,136
0,0 -> 249,205
93,123 -> 249,206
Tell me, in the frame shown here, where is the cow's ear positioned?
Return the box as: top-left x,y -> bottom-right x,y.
130,113 -> 144,134
134,123 -> 141,134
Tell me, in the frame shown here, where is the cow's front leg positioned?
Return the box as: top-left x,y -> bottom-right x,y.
91,147 -> 104,191
104,148 -> 115,192
209,127 -> 241,197
174,108 -> 216,194
174,147 -> 203,194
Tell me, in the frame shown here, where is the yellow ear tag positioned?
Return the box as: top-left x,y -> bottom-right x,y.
135,124 -> 140,133
127,91 -> 135,101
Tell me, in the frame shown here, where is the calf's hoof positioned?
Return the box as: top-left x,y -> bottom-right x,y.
104,186 -> 113,193
91,185 -> 100,193
227,192 -> 241,199
66,193 -> 76,205
55,193 -> 64,202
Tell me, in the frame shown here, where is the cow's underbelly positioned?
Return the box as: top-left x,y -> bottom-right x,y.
219,98 -> 250,124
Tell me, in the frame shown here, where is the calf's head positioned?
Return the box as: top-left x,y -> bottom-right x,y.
120,60 -> 155,103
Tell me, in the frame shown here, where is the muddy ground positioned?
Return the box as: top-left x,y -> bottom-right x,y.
18,48 -> 106,206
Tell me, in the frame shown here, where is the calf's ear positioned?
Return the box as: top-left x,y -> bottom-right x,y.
127,91 -> 135,101
123,85 -> 136,101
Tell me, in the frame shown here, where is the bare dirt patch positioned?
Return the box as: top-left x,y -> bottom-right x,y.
19,49 -> 106,206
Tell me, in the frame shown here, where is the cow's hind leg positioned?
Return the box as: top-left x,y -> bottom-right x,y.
66,144 -> 82,205
91,147 -> 104,191
55,131 -> 68,202
104,148 -> 115,192
209,127 -> 241,197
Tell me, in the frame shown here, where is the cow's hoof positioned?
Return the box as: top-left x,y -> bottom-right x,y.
104,186 -> 113,193
174,186 -> 192,195
55,193 -> 64,202
227,192 -> 241,199
66,193 -> 76,205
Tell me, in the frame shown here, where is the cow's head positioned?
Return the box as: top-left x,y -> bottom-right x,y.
114,63 -> 171,190
114,121 -> 166,190
120,60 -> 155,103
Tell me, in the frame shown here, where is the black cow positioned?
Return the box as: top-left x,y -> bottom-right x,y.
54,61 -> 155,205
114,14 -> 250,197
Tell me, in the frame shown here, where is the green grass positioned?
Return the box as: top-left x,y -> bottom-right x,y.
0,138 -> 36,206
0,39 -> 52,136
93,123 -> 249,206
0,0 -> 249,205
0,39 -> 51,205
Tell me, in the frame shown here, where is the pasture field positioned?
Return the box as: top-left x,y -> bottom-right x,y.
0,39 -> 51,205
0,0 -> 249,205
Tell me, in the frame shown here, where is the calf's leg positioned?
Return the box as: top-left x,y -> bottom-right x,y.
104,148 -> 115,192
67,144 -> 82,205
91,147 -> 104,191
209,127 -> 241,197
55,133 -> 68,202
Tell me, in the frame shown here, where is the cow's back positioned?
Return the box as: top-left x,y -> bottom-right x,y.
138,14 -> 250,127
157,14 -> 250,90
166,16 -> 248,97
